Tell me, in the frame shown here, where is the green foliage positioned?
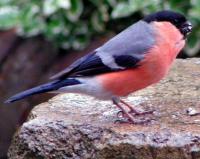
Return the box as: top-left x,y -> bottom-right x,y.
0,0 -> 199,55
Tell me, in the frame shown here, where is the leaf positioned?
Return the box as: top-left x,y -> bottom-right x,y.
104,0 -> 117,7
72,35 -> 89,50
17,5 -> 45,36
43,0 -> 58,15
0,6 -> 19,29
91,11 -> 105,32
73,22 -> 88,35
99,4 -> 109,22
111,2 -> 136,19
57,0 -> 71,9
66,0 -> 83,22
191,0 -> 200,7
88,0 -> 101,7
17,17 -> 45,37
0,0 -> 12,6
45,19 -> 64,39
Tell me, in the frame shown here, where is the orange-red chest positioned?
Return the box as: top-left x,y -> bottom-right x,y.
97,22 -> 185,96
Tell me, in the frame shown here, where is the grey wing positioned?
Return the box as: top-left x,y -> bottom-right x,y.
50,21 -> 155,80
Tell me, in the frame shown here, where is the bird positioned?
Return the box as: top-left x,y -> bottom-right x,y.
5,10 -> 192,124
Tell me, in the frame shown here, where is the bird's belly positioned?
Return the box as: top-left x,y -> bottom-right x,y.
96,60 -> 169,97
58,77 -> 114,100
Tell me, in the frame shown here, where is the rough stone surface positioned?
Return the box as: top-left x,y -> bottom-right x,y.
8,58 -> 200,159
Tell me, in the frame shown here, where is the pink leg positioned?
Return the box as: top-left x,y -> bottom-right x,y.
112,98 -> 151,124
120,99 -> 154,116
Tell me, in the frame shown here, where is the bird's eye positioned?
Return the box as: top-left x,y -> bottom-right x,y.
174,19 -> 178,23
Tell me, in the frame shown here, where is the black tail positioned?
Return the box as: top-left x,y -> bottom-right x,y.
4,79 -> 80,103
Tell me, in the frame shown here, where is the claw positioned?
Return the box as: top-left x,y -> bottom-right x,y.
114,118 -> 130,124
117,111 -> 126,118
115,117 -> 153,125
132,110 -> 155,116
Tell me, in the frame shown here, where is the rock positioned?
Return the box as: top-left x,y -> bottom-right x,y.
8,58 -> 200,159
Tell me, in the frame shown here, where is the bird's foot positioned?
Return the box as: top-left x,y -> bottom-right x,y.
115,116 -> 153,125
117,109 -> 155,117
113,97 -> 155,125
116,110 -> 154,125
119,99 -> 155,116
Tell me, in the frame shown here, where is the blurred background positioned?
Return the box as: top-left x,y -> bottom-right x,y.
0,0 -> 200,158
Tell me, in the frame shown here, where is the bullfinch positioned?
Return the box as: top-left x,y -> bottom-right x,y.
5,10 -> 192,124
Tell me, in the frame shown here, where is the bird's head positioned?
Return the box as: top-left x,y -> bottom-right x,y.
143,10 -> 192,38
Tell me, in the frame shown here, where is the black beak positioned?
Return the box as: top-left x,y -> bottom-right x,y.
181,21 -> 192,37
185,21 -> 192,32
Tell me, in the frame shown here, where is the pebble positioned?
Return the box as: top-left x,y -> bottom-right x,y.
186,107 -> 200,116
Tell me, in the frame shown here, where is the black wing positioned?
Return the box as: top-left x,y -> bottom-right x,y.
50,51 -> 143,79
50,51 -> 120,79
